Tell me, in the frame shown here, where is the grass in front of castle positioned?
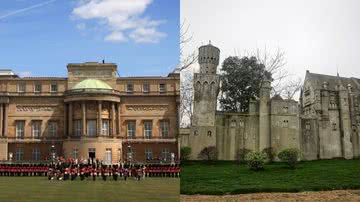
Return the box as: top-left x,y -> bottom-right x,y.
181,159 -> 360,195
0,177 -> 179,202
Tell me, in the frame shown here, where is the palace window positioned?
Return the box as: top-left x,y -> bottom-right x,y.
34,83 -> 42,93
162,148 -> 170,161
102,120 -> 109,136
74,120 -> 82,137
145,148 -> 153,161
16,121 -> 25,139
105,148 -> 112,164
72,148 -> 79,159
160,120 -> 169,138
15,148 -> 24,161
230,120 -> 236,127
127,121 -> 136,138
127,147 -> 134,160
305,122 -> 311,130
87,120 -> 97,137
283,106 -> 289,113
32,148 -> 41,161
50,83 -> 58,93
144,121 -> 152,139
127,83 -> 134,94
32,121 -> 41,139
159,83 -> 166,94
48,121 -> 57,137
143,83 -> 150,93
18,82 -> 26,93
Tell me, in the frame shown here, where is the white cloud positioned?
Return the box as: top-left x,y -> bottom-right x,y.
130,27 -> 166,43
105,31 -> 127,42
72,0 -> 166,44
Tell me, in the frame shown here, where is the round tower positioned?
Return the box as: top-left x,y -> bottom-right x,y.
198,43 -> 220,74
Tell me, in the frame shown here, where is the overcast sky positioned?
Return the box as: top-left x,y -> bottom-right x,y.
181,0 -> 360,80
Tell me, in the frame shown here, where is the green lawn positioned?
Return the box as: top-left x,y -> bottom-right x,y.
0,177 -> 179,202
180,159 -> 360,195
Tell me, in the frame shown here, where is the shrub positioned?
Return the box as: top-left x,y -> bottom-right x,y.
278,148 -> 300,169
262,147 -> 276,163
198,146 -> 218,161
180,146 -> 192,161
245,151 -> 266,171
236,148 -> 251,164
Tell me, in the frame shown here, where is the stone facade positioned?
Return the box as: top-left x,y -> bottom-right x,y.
180,44 -> 360,160
0,62 -> 180,163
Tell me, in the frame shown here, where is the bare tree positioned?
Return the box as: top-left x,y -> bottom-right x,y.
179,20 -> 198,127
246,47 -> 302,100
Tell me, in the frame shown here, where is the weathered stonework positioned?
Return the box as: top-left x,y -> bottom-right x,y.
180,44 -> 360,161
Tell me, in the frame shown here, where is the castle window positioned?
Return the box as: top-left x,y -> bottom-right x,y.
34,83 -> 42,93
283,120 -> 289,128
230,120 -> 236,127
18,82 -> 26,93
283,106 -> 289,113
305,122 -> 311,130
193,130 -> 198,136
143,83 -> 150,93
50,83 -> 58,93
332,123 -> 337,131
239,120 -> 245,127
159,83 -> 166,94
207,130 -> 212,136
127,83 -> 134,94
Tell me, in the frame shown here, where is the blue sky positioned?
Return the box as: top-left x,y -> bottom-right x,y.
0,0 -> 179,77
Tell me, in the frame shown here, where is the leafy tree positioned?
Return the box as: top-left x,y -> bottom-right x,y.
236,148 -> 252,164
262,147 -> 276,163
180,146 -> 192,161
245,151 -> 267,171
219,56 -> 272,112
198,146 -> 218,161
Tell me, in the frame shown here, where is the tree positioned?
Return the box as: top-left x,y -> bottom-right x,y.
219,56 -> 272,112
179,20 -> 197,127
198,146 -> 218,161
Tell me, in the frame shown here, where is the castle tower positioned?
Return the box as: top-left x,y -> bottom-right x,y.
259,79 -> 271,151
337,82 -> 353,159
190,43 -> 220,159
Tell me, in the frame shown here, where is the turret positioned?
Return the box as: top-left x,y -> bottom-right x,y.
259,79 -> 271,151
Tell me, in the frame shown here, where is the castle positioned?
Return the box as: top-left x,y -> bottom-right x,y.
180,43 -> 360,160
0,62 -> 180,163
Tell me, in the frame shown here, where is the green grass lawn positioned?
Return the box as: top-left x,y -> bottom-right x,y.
180,159 -> 360,195
0,177 -> 179,202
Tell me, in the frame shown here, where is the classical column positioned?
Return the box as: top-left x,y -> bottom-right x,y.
111,103 -> 116,136
3,104 -> 8,137
0,104 -> 3,137
97,101 -> 102,136
68,103 -> 73,136
117,103 -> 121,136
82,102 -> 86,136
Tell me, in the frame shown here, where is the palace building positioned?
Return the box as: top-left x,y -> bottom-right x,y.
0,62 -> 180,164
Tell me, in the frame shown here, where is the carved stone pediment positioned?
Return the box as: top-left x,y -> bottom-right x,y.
16,105 -> 56,112
126,105 -> 169,112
